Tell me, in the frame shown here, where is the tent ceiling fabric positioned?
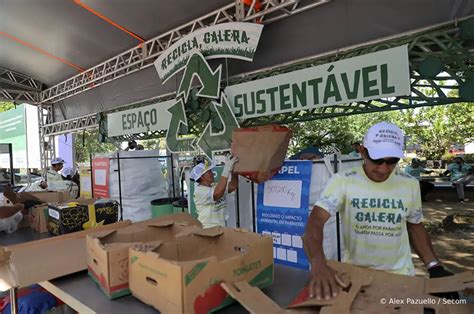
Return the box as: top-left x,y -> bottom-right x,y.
1,0 -> 473,123
0,0 -> 229,85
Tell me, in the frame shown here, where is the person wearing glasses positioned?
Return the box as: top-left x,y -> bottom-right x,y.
303,122 -> 457,301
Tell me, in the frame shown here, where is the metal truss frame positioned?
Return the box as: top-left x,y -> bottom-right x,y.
0,67 -> 42,103
41,15 -> 473,140
37,104 -> 55,170
238,20 -> 472,127
42,113 -> 98,137
39,0 -> 331,104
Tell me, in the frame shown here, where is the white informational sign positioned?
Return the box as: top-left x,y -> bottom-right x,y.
107,100 -> 175,137
225,45 -> 410,119
263,180 -> 302,208
94,169 -> 107,186
155,22 -> 263,82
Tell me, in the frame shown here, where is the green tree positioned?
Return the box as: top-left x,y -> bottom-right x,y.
0,101 -> 15,113
400,103 -> 474,159
289,110 -> 401,155
288,103 -> 473,160
74,129 -> 117,162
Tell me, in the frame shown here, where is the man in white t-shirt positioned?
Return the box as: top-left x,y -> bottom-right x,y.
303,122 -> 456,301
190,155 -> 238,228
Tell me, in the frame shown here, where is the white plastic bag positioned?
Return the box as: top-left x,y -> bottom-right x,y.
0,212 -> 23,234
108,150 -> 169,222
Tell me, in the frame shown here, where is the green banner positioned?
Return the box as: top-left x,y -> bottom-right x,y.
224,45 -> 410,119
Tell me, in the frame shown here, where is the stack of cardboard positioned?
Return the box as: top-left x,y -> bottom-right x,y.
129,227 -> 274,313
86,214 -> 201,299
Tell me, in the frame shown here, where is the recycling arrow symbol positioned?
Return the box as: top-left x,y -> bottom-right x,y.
177,52 -> 222,103
165,99 -> 195,152
195,94 -> 240,159
166,51 -> 239,157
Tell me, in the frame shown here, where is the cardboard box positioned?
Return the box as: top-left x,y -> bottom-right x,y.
3,186 -> 71,204
232,125 -> 292,183
0,220 -> 132,291
87,214 -> 201,299
47,199 -> 119,236
29,204 -> 49,233
17,213 -> 30,230
129,227 -> 274,313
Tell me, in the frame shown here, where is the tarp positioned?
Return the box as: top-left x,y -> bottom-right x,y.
50,0 -> 474,122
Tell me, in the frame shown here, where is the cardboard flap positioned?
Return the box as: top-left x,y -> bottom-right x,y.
93,229 -> 118,241
0,247 -> 12,265
424,271 -> 474,294
132,240 -> 163,253
233,227 -> 250,233
147,220 -> 175,228
0,263 -> 17,291
290,264 -> 372,314
221,281 -> 283,313
193,227 -> 224,238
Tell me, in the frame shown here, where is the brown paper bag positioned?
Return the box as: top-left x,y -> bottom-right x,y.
231,125 -> 292,183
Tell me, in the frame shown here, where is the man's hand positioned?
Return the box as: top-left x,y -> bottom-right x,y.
309,262 -> 348,300
222,154 -> 239,178
429,266 -> 460,300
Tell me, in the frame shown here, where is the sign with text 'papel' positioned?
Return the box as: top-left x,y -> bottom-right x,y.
257,160 -> 312,270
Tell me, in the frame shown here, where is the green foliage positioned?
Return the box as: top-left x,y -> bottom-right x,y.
74,129 -> 117,162
0,102 -> 15,113
400,103 -> 474,159
289,103 -> 474,160
289,110 -> 401,155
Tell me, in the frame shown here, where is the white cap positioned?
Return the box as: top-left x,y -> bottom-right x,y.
51,157 -> 66,165
61,167 -> 75,177
363,122 -> 404,159
190,160 -> 217,181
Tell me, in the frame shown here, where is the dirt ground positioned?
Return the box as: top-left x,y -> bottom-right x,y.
413,197 -> 474,276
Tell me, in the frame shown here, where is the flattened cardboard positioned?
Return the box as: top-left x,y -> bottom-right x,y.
227,261 -> 474,314
3,186 -> 71,204
221,281 -> 283,313
0,220 -> 131,291
86,213 -> 201,299
129,227 -> 274,313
